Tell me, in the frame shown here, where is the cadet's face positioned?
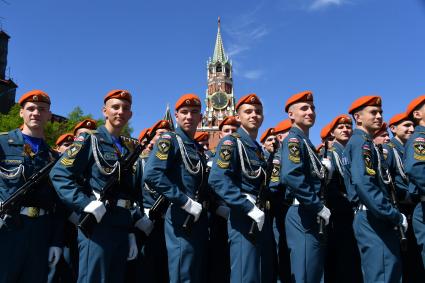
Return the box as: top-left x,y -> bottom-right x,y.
237,104 -> 264,131
103,99 -> 132,129
219,125 -> 238,138
356,106 -> 382,131
332,123 -> 352,143
19,102 -> 51,129
75,128 -> 92,137
57,142 -> 73,154
391,120 -> 414,143
263,135 -> 276,153
288,102 -> 316,128
175,106 -> 201,134
373,131 -> 390,145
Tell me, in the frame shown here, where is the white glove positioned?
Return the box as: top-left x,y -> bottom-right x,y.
215,205 -> 230,220
67,212 -> 79,225
401,213 -> 408,232
127,233 -> 138,261
181,198 -> 202,222
48,246 -> 63,267
321,158 -> 334,178
247,206 -> 265,231
317,206 -> 331,226
83,200 -> 106,223
0,218 -> 4,230
135,214 -> 154,236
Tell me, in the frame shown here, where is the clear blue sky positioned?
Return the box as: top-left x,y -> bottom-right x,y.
2,0 -> 425,145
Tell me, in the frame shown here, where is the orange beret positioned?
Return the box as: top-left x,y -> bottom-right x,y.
284,91 -> 313,113
274,119 -> 292,134
219,116 -> 240,130
329,114 -> 352,132
150,120 -> 172,134
55,133 -> 74,146
138,128 -> 150,143
235,93 -> 262,111
175,94 -> 201,111
320,124 -> 332,140
406,95 -> 425,118
194,131 -> 209,142
104,89 -> 132,104
374,122 -> 388,137
260,128 -> 275,144
389,113 -> 409,127
348,95 -> 381,115
18,90 -> 51,106
73,119 -> 97,135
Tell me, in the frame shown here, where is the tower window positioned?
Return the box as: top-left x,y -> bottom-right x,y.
216,64 -> 222,73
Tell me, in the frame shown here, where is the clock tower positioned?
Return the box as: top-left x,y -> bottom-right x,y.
200,17 -> 236,148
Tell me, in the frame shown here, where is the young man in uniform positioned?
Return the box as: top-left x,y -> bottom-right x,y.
0,90 -> 64,282
260,127 -> 276,155
280,91 -> 330,283
50,89 -> 141,283
323,114 -> 362,283
55,133 -> 74,154
343,96 -> 407,283
209,93 -> 275,282
404,95 -> 425,270
137,119 -> 172,283
73,118 -> 97,137
373,122 -> 390,145
385,112 -> 424,282
143,94 -> 209,283
270,118 -> 292,283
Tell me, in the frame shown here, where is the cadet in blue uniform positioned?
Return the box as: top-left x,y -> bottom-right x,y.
50,90 -> 141,283
260,128 -> 277,156
373,122 -> 390,145
206,116 -> 239,283
269,118 -> 292,283
386,112 -> 425,282
343,96 -> 406,283
280,91 -> 330,283
404,95 -> 425,270
0,90 -> 64,282
143,94 -> 209,283
137,120 -> 171,283
209,93 -> 275,283
323,115 -> 362,283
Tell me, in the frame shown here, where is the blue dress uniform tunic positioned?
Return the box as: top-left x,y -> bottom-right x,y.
143,127 -> 209,283
404,125 -> 425,269
325,141 -> 362,283
268,145 -> 291,283
0,129 -> 64,283
49,125 -> 143,283
280,127 -> 326,283
342,128 -> 402,283
208,127 -> 274,283
137,152 -> 169,283
386,137 -> 425,283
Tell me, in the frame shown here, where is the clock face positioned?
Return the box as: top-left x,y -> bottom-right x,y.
211,92 -> 228,110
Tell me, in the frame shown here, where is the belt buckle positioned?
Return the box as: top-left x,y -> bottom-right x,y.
28,207 -> 40,218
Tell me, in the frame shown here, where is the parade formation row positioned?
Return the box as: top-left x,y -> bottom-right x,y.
1,89 -> 425,283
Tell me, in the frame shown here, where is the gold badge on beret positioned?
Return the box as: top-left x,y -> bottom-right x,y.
33,95 -> 38,101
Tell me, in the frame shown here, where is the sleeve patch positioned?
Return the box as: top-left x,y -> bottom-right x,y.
161,134 -> 172,139
363,148 -> 376,176
216,159 -> 230,169
223,140 -> 234,146
66,144 -> 82,158
60,157 -> 75,167
219,145 -> 232,162
415,137 -> 425,142
288,138 -> 299,143
414,141 -> 425,161
271,164 -> 280,182
155,139 -> 171,160
288,142 -> 300,163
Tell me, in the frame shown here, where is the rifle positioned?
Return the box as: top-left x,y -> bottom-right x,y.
376,144 -> 408,251
248,140 -> 279,241
0,159 -> 57,218
78,141 -> 145,237
318,141 -> 329,239
182,154 -> 209,232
